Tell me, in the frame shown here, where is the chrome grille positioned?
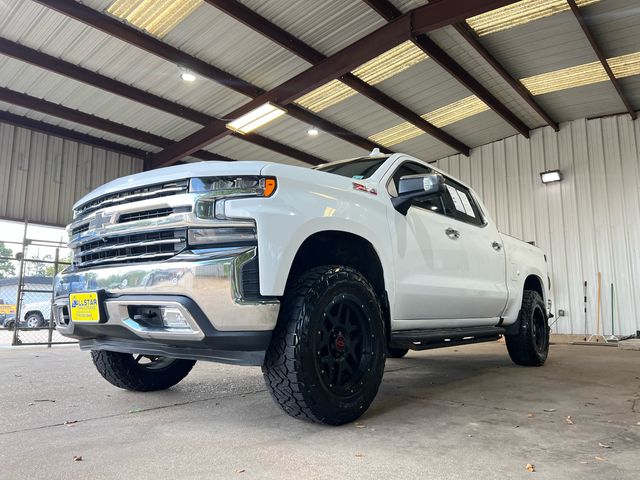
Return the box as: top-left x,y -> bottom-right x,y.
74,180 -> 189,218
74,230 -> 187,268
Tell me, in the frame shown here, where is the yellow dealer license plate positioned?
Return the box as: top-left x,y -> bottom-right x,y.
69,292 -> 101,323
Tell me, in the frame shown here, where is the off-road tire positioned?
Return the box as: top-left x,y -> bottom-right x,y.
262,265 -> 386,425
386,347 -> 409,359
505,290 -> 549,366
25,312 -> 44,328
91,350 -> 196,392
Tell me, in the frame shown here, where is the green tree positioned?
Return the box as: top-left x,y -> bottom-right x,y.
0,242 -> 16,279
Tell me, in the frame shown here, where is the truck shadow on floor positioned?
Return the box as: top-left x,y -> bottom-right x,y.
364,351 -> 533,421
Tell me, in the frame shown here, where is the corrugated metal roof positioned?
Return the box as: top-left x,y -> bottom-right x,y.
258,115 -> 367,161
235,0 -> 387,56
0,0 -> 637,172
0,1 -> 250,118
0,100 -> 159,151
205,134 -> 309,167
0,55 -> 201,141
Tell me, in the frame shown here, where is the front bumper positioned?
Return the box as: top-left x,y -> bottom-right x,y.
53,246 -> 279,366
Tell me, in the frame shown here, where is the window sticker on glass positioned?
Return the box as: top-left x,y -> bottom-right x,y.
352,175 -> 364,180
457,190 -> 477,218
446,185 -> 466,213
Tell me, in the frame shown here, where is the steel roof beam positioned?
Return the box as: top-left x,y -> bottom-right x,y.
360,0 -> 531,138
566,0 -> 637,120
34,0 -> 384,155
205,0 -> 470,155
0,37 -> 325,166
150,0 -> 516,168
452,22 -> 559,131
411,35 -> 530,138
0,87 -> 234,162
0,110 -> 149,158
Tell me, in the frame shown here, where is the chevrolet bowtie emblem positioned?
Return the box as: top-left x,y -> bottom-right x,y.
89,212 -> 115,231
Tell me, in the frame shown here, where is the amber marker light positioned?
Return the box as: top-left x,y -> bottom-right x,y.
263,178 -> 277,197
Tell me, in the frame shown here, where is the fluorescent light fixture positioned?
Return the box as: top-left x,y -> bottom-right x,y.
368,50 -> 640,147
180,71 -> 196,82
521,51 -> 640,95
467,0 -> 600,36
107,0 -> 203,38
540,170 -> 562,184
369,96 -> 489,147
296,41 -> 428,112
307,127 -> 319,136
226,102 -> 287,134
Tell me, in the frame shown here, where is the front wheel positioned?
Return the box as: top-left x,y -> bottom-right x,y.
91,350 -> 196,391
386,347 -> 409,359
262,265 -> 386,425
25,313 -> 44,328
505,290 -> 549,366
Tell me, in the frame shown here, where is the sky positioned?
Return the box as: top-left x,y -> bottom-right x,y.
0,219 -> 69,259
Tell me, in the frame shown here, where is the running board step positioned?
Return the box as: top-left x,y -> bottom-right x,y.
390,326 -> 505,351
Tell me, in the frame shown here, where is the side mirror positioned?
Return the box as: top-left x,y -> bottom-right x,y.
392,173 -> 445,215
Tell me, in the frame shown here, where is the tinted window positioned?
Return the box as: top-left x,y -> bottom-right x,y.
315,158 -> 387,179
441,179 -> 484,226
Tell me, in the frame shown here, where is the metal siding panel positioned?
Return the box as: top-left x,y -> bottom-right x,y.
0,120 -> 142,226
7,126 -> 31,220
0,123 -> 15,217
504,136 -> 522,240
432,113 -> 640,335
618,115 -> 640,334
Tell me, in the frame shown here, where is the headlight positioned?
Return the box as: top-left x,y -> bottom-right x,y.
189,176 -> 277,197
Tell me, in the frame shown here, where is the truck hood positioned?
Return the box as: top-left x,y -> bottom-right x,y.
74,161 -> 269,209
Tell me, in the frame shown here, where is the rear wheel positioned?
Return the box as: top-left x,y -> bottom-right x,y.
91,350 -> 196,391
505,290 -> 549,366
262,265 -> 386,425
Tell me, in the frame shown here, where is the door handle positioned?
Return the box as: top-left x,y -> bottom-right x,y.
492,241 -> 502,251
445,228 -> 460,240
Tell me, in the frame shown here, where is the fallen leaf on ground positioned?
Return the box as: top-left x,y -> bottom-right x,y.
27,402 -> 34,406
354,423 -> 366,428
73,456 -> 82,462
525,463 -> 535,472
565,416 -> 574,425
528,413 -> 534,418
128,408 -> 143,414
595,456 -> 606,461
543,409 -> 556,412
34,399 -> 55,403
235,469 -> 245,474
64,420 -> 78,426
598,442 -> 612,449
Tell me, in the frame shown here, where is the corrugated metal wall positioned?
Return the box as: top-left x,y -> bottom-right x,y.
0,121 -> 143,227
434,113 -> 640,336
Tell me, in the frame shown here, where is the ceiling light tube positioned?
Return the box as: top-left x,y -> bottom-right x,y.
226,103 -> 287,135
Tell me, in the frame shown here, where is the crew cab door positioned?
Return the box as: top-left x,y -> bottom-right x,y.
387,161 -> 508,323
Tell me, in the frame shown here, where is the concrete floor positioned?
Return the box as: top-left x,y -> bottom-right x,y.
1,342 -> 639,480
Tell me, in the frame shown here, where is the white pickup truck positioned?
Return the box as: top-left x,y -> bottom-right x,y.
54,152 -> 551,425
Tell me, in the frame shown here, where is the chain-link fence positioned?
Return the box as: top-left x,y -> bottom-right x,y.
0,222 -> 74,346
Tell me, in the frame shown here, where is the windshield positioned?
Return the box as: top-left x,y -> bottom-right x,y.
315,157 -> 388,180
